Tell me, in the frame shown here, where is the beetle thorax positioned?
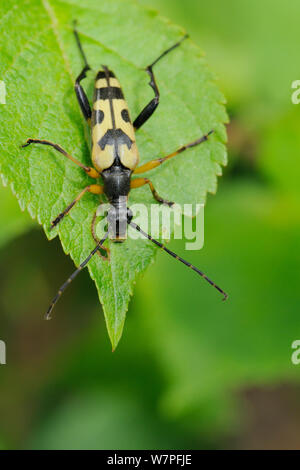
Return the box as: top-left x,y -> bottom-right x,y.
101,165 -> 131,204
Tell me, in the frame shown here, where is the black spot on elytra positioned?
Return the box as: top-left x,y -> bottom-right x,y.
94,109 -> 104,124
121,109 -> 130,122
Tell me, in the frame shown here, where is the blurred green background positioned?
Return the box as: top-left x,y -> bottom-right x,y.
1,0 -> 300,450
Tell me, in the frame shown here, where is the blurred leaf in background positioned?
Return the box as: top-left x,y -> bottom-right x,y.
135,0 -> 300,446
136,182 -> 300,418
139,0 -> 300,121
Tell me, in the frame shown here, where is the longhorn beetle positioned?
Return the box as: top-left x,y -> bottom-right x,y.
22,21 -> 228,319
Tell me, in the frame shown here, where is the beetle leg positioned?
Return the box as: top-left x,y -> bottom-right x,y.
134,131 -> 213,174
130,178 -> 174,207
51,184 -> 104,229
73,20 -> 92,123
133,35 -> 188,130
21,139 -> 100,178
91,211 -> 110,260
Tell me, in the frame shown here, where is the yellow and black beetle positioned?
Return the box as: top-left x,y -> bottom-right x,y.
22,21 -> 228,318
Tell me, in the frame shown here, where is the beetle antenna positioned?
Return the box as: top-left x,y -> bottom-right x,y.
45,232 -> 109,320
129,221 -> 228,301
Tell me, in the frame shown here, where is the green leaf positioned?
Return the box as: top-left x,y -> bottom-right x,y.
0,0 -> 227,348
